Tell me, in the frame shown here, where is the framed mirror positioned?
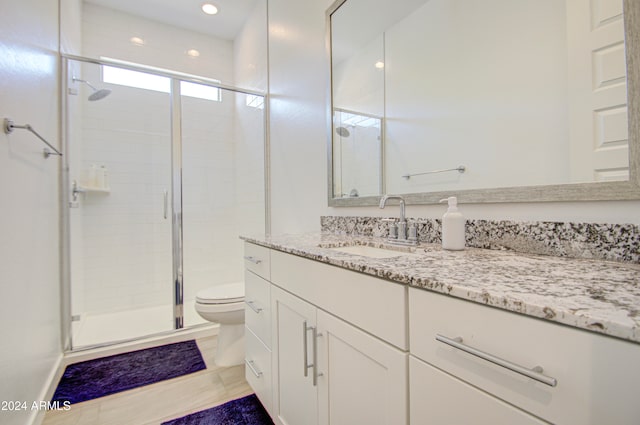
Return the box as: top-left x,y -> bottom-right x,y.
327,0 -> 640,206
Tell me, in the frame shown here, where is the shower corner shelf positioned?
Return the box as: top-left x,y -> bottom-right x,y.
78,185 -> 111,194
72,182 -> 111,194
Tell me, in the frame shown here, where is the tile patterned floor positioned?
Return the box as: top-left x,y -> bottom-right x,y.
42,336 -> 252,425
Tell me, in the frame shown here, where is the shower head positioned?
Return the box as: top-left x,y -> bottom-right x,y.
336,126 -> 350,138
72,77 -> 112,101
88,88 -> 112,101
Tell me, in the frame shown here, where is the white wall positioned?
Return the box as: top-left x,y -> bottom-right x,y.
0,1 -> 62,424
234,0 -> 269,93
268,0 -> 333,234
233,0 -> 269,236
268,0 -> 640,229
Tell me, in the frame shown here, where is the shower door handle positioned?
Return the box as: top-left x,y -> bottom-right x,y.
163,190 -> 168,219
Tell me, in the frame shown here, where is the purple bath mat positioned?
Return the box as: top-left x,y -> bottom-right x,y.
52,340 -> 206,404
162,394 -> 273,425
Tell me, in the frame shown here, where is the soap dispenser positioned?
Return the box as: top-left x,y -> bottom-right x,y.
439,196 -> 465,250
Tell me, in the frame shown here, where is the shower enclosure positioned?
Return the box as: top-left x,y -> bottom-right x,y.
62,56 -> 267,350
332,109 -> 382,198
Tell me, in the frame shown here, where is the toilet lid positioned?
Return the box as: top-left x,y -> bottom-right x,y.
196,282 -> 244,304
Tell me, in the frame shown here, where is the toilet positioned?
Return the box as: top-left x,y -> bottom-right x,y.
195,282 -> 245,367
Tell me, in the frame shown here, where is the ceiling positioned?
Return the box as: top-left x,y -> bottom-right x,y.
85,0 -> 259,40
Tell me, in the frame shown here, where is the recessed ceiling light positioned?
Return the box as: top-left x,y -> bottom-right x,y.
187,49 -> 200,57
201,3 -> 218,15
130,36 -> 145,46
375,61 -> 385,69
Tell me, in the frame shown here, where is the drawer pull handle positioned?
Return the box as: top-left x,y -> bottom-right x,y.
244,256 -> 262,265
435,334 -> 558,387
245,359 -> 263,378
245,300 -> 263,314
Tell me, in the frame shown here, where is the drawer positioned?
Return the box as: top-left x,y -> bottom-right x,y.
410,356 -> 545,425
409,287 -> 640,425
271,250 -> 407,350
245,326 -> 272,416
244,242 -> 270,280
245,269 -> 271,349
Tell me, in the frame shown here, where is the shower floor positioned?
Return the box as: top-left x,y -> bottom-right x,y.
72,300 -> 208,348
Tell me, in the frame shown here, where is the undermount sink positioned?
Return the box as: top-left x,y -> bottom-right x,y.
326,245 -> 411,259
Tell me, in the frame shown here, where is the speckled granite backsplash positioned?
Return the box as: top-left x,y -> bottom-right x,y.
320,216 -> 640,263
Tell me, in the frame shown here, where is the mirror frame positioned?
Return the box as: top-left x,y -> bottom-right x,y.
327,0 -> 640,206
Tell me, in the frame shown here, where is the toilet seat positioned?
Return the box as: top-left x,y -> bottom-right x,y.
196,282 -> 244,305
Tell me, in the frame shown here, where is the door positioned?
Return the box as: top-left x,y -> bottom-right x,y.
271,286 -> 319,425
317,310 -> 407,425
567,0 -> 628,182
66,59 -> 174,348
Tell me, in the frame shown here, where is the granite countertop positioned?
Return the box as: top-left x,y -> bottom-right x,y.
241,232 -> 640,344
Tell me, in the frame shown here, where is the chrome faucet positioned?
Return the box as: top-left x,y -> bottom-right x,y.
379,195 -> 407,241
379,195 -> 406,222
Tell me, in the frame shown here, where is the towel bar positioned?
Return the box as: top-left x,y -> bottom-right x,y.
4,117 -> 63,158
402,165 -> 465,180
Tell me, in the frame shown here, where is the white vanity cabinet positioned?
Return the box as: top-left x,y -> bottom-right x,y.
243,243 -> 273,416
316,306 -> 407,425
244,240 -> 640,425
409,287 -> 640,425
270,285 -> 408,425
270,286 -> 319,425
243,242 -> 408,425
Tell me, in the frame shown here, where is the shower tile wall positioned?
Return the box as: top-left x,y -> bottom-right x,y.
182,93 -> 241,303
77,83 -> 172,314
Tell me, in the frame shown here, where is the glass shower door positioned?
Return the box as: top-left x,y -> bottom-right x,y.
67,59 -> 174,348
180,84 -> 266,327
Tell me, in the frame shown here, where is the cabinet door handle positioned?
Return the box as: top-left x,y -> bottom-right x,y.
163,190 -> 168,219
435,334 -> 557,387
312,326 -> 323,386
245,300 -> 263,314
245,359 -> 263,378
303,321 -> 311,377
244,256 -> 262,265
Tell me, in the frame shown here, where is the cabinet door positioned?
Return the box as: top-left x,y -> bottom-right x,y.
410,356 -> 546,425
271,286 -> 318,425
317,310 -> 408,425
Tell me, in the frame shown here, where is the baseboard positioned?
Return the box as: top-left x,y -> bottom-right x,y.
27,353 -> 65,425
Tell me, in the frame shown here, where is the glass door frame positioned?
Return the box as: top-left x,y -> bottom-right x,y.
60,54 -> 269,352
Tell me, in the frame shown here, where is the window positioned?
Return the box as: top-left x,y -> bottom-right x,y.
102,65 -> 221,101
180,81 -> 220,101
246,94 -> 264,109
336,111 -> 380,129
